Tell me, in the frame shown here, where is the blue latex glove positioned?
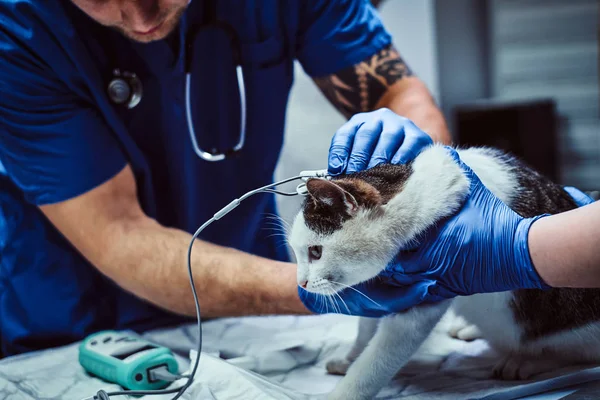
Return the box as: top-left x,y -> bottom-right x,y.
299,278 -> 437,318
383,148 -> 553,300
386,181 -> 595,300
328,109 -> 433,175
564,186 -> 594,207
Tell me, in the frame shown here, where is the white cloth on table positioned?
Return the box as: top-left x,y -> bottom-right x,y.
1,314 -> 599,399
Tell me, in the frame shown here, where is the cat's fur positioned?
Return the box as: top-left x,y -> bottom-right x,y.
288,144 -> 600,400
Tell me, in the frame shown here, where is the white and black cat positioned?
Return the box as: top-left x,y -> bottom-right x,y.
289,144 -> 600,400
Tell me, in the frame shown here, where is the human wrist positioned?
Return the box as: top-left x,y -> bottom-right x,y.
512,215 -> 552,290
278,262 -> 313,315
298,287 -> 319,314
376,79 -> 451,145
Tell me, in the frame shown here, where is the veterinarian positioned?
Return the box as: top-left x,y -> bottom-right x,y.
0,0 -> 454,356
300,122 -> 600,317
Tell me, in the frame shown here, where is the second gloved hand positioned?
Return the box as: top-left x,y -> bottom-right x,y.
563,186 -> 594,207
328,109 -> 433,175
383,148 -> 552,300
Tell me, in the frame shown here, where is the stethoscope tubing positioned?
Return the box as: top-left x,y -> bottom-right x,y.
184,65 -> 247,162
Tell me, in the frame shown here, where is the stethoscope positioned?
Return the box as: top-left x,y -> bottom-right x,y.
107,0 -> 246,162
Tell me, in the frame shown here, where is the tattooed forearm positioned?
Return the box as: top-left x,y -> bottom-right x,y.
314,45 -> 413,118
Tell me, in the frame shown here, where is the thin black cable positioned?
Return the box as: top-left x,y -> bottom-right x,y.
262,189 -> 298,196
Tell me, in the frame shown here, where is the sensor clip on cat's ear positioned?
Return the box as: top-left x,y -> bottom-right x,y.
297,169 -> 330,196
300,169 -> 330,181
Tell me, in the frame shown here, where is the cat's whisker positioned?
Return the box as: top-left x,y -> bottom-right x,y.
262,213 -> 292,233
334,293 -> 351,315
330,281 -> 383,309
327,285 -> 346,315
276,242 -> 291,250
332,289 -> 351,315
276,217 -> 292,232
323,293 -> 331,314
262,223 -> 286,230
322,286 -> 337,314
322,287 -> 333,312
263,217 -> 288,226
332,292 -> 342,314
264,232 -> 290,240
317,292 -> 326,314
263,230 -> 287,235
262,224 -> 289,235
264,230 -> 289,241
311,290 -> 321,313
328,288 -> 341,314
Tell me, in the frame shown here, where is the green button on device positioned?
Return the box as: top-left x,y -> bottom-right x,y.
79,330 -> 179,391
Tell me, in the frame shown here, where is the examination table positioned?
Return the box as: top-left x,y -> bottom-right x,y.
1,314 -> 600,399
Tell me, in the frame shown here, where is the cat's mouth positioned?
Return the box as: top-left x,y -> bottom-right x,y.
300,276 -> 357,296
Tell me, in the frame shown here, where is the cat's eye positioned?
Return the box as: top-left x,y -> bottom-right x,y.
308,245 -> 322,262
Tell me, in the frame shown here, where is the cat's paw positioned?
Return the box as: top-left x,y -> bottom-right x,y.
448,315 -> 483,341
449,323 -> 482,342
492,355 -> 560,380
454,324 -> 482,341
326,357 -> 352,376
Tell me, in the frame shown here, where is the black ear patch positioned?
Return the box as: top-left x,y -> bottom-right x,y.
301,164 -> 412,235
306,179 -> 358,213
303,179 -> 358,235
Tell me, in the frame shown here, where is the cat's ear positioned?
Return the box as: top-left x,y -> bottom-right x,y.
306,179 -> 358,215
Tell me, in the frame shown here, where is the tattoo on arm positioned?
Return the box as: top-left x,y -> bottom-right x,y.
314,45 -> 413,118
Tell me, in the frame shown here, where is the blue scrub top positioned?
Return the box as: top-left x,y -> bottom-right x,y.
0,0 -> 391,356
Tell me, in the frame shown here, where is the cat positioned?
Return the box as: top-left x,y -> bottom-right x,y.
288,144 -> 600,400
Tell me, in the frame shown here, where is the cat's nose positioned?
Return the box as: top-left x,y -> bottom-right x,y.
299,280 -> 308,289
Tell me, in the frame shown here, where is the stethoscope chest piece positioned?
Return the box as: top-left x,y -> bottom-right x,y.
108,69 -> 143,109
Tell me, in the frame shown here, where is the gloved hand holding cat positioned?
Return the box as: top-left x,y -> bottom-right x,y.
299,110 -> 594,317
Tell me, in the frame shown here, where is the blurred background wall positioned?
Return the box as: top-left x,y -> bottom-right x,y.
275,0 -> 599,226
436,0 -> 598,189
